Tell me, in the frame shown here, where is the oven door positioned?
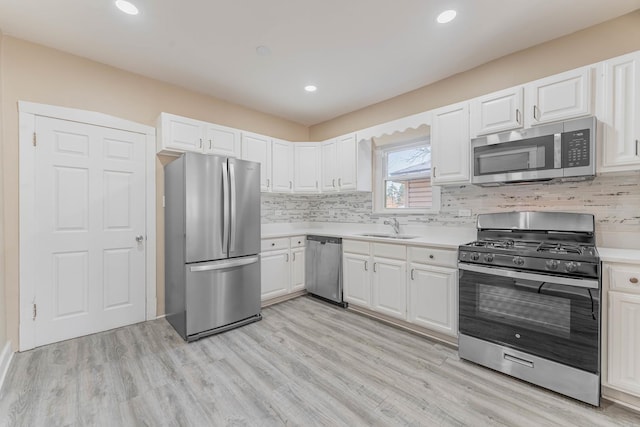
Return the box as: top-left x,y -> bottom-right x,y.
459,263 -> 600,373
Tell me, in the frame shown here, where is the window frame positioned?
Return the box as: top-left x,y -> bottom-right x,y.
373,138 -> 441,215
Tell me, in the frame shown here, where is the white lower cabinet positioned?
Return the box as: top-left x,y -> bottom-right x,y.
372,257 -> 407,320
343,253 -> 371,307
342,239 -> 458,337
408,263 -> 457,336
604,262 -> 640,399
261,236 -> 306,301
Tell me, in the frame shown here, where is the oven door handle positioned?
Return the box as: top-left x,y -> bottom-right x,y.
458,263 -> 599,290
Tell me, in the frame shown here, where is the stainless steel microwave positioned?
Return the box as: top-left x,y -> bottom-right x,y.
471,116 -> 596,185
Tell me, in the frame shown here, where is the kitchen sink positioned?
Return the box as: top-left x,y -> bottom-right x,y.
357,233 -> 418,240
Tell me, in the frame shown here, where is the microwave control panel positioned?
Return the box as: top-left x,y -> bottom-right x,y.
562,129 -> 590,168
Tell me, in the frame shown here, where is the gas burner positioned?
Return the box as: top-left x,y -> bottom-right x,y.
536,242 -> 582,255
474,239 -> 515,249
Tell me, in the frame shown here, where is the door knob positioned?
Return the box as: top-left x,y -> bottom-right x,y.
136,235 -> 144,242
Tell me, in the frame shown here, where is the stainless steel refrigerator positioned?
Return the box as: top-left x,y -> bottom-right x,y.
164,152 -> 261,341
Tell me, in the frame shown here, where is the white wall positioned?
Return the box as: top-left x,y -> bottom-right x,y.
0,31 -> 8,353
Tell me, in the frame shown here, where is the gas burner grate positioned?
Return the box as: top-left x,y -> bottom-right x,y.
536,242 -> 582,255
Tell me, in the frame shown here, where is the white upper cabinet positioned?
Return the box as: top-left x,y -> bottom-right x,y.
321,139 -> 338,192
157,113 -> 205,154
337,134 -> 358,191
431,101 -> 470,185
271,139 -> 294,192
241,132 -> 272,192
470,87 -> 524,136
597,51 -> 640,172
524,66 -> 593,127
204,123 -> 241,158
294,142 -> 321,193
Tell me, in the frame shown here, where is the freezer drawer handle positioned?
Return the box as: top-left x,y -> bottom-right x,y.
189,256 -> 259,272
504,353 -> 534,369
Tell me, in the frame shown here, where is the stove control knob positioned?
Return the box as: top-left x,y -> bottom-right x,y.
565,262 -> 578,273
513,256 -> 525,266
484,254 -> 494,263
545,260 -> 559,270
470,252 -> 480,261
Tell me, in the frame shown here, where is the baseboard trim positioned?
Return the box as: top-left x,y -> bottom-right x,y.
0,341 -> 14,393
602,386 -> 640,414
155,313 -> 167,320
262,290 -> 307,308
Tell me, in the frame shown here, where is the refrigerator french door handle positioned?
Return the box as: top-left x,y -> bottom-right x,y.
229,161 -> 237,253
222,161 -> 230,255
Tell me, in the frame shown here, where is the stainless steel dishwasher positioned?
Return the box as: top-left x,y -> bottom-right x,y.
305,235 -> 346,307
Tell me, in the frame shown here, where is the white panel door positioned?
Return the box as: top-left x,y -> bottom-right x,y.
371,257 -> 407,320
261,250 -> 290,300
163,113 -> 204,153
408,264 -> 457,336
321,139 -> 338,192
470,87 -> 524,136
337,134 -> 357,191
241,133 -> 272,192
343,253 -> 371,307
271,139 -> 294,192
34,116 -> 146,347
608,291 -> 640,396
290,247 -> 305,292
431,102 -> 470,185
204,123 -> 240,158
294,143 -> 321,193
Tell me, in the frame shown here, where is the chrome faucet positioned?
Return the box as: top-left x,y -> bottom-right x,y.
384,218 -> 400,235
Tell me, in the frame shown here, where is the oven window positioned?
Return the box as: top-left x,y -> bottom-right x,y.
478,284 -> 570,337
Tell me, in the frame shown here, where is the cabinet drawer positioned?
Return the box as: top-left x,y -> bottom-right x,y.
290,236 -> 306,248
408,246 -> 457,268
343,240 -> 370,255
261,237 -> 289,252
372,243 -> 406,260
608,263 -> 640,294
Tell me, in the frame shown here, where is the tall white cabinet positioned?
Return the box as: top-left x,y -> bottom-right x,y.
294,143 -> 321,193
431,102 -> 470,185
241,132 -> 272,192
271,139 -> 294,192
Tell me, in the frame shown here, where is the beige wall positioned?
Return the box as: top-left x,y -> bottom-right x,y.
310,10 -> 640,140
0,36 -> 309,351
0,32 -> 7,351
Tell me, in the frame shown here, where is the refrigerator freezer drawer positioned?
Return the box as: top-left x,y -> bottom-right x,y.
185,256 -> 261,339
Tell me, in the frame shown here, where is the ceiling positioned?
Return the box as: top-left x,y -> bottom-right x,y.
0,1 -> 639,126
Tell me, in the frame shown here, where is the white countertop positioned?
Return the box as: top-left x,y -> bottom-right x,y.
262,222 -> 640,262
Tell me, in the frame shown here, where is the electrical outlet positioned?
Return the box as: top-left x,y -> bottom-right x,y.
458,209 -> 472,217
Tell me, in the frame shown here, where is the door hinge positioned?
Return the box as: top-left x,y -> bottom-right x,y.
32,303 -> 37,320
33,132 -> 37,147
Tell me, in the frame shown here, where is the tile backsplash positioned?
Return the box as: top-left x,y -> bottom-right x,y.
261,171 -> 640,233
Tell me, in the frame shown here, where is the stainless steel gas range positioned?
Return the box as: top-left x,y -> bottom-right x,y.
458,211 -> 601,406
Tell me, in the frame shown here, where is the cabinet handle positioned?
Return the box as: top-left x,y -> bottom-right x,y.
630,277 -> 639,284
432,166 -> 436,178
292,253 -> 296,262
271,243 -> 275,246
298,241 -> 301,244
533,105 -> 539,121
209,139 -> 212,150
267,178 -> 270,188
429,254 -> 434,259
338,178 -> 342,187
411,268 -> 415,280
285,253 -> 289,262
364,260 -> 368,271
636,140 -> 639,156
199,138 -> 203,148
373,262 -> 377,273
332,178 -> 336,187
516,109 -> 521,125
289,180 -> 293,189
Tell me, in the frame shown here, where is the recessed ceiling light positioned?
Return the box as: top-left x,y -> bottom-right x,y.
115,0 -> 139,15
437,9 -> 457,24
256,45 -> 271,56
304,85 -> 317,93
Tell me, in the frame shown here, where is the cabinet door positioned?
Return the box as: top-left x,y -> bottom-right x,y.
204,124 -> 240,158
371,257 -> 407,320
431,102 -> 470,185
343,253 -> 371,307
470,87 -> 524,136
608,291 -> 640,396
599,52 -> 640,172
290,247 -> 305,292
272,139 -> 294,192
337,134 -> 357,191
161,113 -> 204,153
294,143 -> 321,193
321,139 -> 338,192
525,67 -> 592,127
408,264 -> 457,336
241,133 -> 271,192
261,250 -> 290,300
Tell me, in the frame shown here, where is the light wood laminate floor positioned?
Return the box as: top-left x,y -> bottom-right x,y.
1,296 -> 640,426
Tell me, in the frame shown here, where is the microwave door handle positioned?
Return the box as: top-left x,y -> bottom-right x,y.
554,133 -> 562,168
